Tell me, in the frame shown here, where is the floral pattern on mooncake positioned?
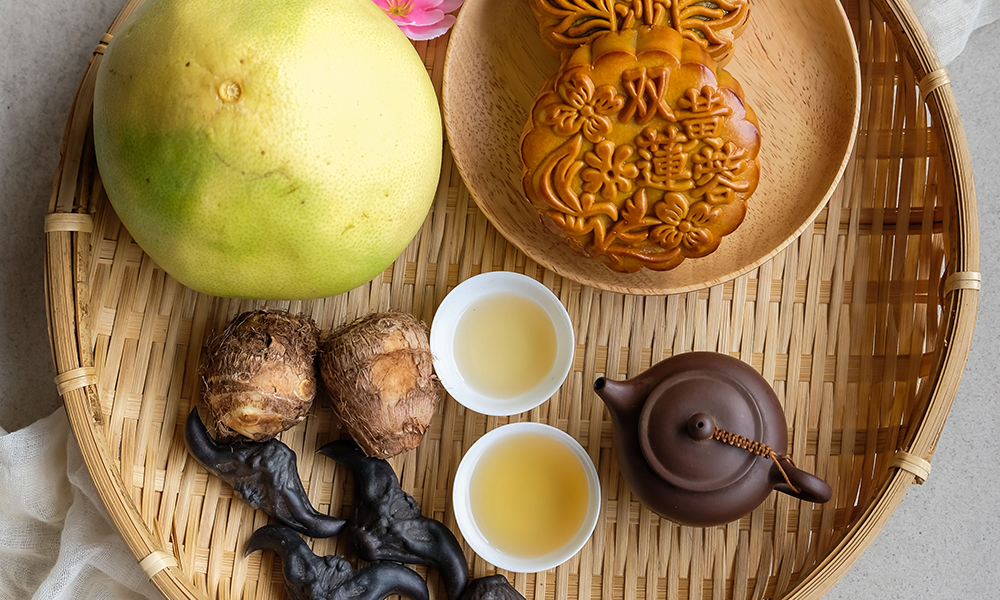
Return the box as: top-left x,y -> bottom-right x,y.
529,0 -> 750,65
520,26 -> 761,273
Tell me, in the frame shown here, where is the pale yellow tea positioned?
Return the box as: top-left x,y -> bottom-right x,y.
454,293 -> 557,398
469,432 -> 589,558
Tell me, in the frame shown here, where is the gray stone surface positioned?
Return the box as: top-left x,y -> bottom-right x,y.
1,0 -> 997,597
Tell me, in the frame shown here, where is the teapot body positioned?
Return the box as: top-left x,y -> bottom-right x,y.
595,352 -> 830,527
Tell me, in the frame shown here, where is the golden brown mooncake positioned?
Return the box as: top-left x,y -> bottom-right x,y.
520,26 -> 761,274
529,0 -> 750,65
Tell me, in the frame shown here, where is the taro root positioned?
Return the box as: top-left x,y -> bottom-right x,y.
200,309 -> 320,441
318,439 -> 469,600
246,524 -> 429,600
319,312 -> 443,459
185,409 -> 346,538
460,576 -> 526,600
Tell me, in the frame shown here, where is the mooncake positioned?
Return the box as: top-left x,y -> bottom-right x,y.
529,0 -> 750,65
520,26 -> 761,274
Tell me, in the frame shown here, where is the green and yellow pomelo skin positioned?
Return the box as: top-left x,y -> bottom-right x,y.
93,0 -> 442,300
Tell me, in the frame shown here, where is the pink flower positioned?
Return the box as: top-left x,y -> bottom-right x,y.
373,0 -> 464,40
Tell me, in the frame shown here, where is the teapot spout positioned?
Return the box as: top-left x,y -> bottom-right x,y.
594,376 -> 643,416
595,357 -> 698,418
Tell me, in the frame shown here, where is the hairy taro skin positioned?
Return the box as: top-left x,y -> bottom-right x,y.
319,312 -> 443,458
200,309 -> 320,441
318,439 -> 470,600
184,409 -> 346,538
246,524 -> 429,600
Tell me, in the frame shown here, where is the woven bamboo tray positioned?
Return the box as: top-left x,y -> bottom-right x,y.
44,0 -> 980,598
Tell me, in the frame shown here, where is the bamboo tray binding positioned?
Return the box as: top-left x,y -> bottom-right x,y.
44,0 -> 980,598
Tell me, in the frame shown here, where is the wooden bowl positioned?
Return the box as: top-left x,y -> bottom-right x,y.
443,0 -> 861,294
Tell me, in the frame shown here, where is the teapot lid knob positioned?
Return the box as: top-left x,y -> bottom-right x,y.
686,413 -> 716,441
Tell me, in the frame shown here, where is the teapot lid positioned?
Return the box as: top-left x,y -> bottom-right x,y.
637,353 -> 785,493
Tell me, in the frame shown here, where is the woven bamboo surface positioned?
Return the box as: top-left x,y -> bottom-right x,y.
43,0 -> 980,599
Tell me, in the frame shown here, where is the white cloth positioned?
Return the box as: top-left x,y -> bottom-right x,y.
1,3 -> 998,599
910,0 -> 1000,64
0,408 -> 164,600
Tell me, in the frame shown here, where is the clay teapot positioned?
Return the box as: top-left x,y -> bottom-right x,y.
594,352 -> 832,527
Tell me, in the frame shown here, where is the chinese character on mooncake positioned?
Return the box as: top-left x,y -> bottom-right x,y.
529,0 -> 750,66
520,26 -> 761,273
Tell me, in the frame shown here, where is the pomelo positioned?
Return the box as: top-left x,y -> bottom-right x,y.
93,0 -> 442,299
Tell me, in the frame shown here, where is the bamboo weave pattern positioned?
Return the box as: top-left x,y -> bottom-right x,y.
43,0 -> 979,599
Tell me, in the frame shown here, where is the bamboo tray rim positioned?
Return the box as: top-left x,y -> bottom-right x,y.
42,0 -> 981,599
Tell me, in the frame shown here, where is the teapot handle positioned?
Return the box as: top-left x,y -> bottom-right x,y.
773,456 -> 833,503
